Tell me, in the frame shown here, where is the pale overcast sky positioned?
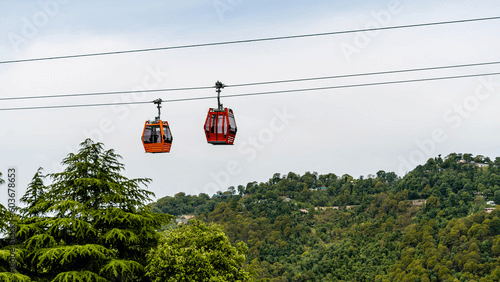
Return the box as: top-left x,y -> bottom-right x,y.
1,0 -> 500,204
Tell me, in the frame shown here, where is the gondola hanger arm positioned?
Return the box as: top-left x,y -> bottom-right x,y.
153,98 -> 162,121
215,81 -> 225,111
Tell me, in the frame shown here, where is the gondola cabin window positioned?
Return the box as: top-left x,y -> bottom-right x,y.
162,122 -> 172,143
143,125 -> 162,143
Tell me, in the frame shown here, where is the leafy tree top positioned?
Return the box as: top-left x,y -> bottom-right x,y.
19,167 -> 45,217
46,139 -> 154,212
146,219 -> 251,282
16,139 -> 172,281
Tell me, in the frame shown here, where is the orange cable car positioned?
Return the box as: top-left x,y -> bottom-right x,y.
142,99 -> 173,153
204,81 -> 237,145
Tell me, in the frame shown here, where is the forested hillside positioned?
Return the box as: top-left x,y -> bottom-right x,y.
153,153 -> 500,281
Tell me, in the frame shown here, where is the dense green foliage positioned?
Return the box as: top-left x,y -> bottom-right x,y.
388,211 -> 500,281
1,140 -> 256,281
0,272 -> 31,282
146,219 -> 251,282
152,192 -> 215,216
3,142 -> 500,280
153,153 -> 500,281
6,139 -> 173,281
19,167 -> 45,218
0,173 -> 32,281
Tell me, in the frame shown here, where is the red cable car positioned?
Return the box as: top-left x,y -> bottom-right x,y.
142,99 -> 173,153
204,81 -> 237,145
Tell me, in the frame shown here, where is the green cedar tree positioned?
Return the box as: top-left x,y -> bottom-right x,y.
15,139 -> 172,281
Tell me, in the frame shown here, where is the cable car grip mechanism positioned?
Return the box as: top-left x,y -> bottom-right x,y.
153,98 -> 162,122
215,81 -> 225,112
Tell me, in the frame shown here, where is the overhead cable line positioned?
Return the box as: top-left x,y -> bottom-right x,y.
0,85 -> 213,101
1,71 -> 499,111
2,60 -> 500,102
0,16 -> 499,65
226,61 -> 500,88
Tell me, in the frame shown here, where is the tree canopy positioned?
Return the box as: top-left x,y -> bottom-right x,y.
13,139 -> 173,281
146,219 -> 251,282
153,153 -> 500,281
3,142 -> 500,280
